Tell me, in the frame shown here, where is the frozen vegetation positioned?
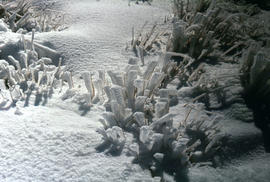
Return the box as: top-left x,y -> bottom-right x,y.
0,0 -> 270,181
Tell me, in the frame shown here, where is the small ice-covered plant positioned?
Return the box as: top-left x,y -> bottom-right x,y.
168,0 -> 255,86
0,53 -> 62,108
130,20 -> 169,60
0,28 -> 64,109
182,103 -> 223,161
139,126 -> 164,154
100,58 -> 167,129
96,55 -> 197,170
81,71 -> 95,104
97,56 -> 175,152
61,71 -> 73,89
240,46 -> 270,101
97,126 -> 126,151
240,46 -> 270,151
0,0 -> 65,32
139,114 -> 175,154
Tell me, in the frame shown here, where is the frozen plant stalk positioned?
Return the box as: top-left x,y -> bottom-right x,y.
126,70 -> 138,110
143,61 -> 158,80
61,71 -> 73,89
82,71 -> 94,99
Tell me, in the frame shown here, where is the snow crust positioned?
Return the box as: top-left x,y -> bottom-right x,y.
1,0 -> 270,181
0,0 -> 169,181
34,0 -> 170,74
0,105 -> 158,182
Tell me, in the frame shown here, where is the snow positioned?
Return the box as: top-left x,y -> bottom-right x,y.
1,0 -> 270,181
0,102 -> 160,181
34,0 -> 170,74
0,0 -> 170,181
189,151 -> 270,182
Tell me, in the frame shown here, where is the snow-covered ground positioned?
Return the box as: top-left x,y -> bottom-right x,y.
1,0 -> 270,181
0,103 -> 160,181
0,0 -> 169,181
35,0 -> 170,73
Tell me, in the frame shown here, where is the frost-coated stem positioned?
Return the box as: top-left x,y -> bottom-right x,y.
94,79 -> 103,98
37,71 -> 44,86
42,14 -> 46,32
131,26 -> 134,45
54,57 -> 62,78
138,46 -> 144,66
140,23 -> 157,47
62,71 -> 73,89
133,21 -> 148,50
186,0 -> 190,12
134,79 -> 145,96
16,12 -> 30,28
20,52 -> 28,69
143,61 -> 158,80
104,86 -> 112,101
98,69 -> 105,90
7,68 -> 16,86
111,85 -> 125,107
8,56 -> 21,72
70,71 -> 74,88
181,0 -> 184,18
21,34 -> 26,52
126,70 -> 137,110
31,29 -> 35,51
82,71 -> 94,99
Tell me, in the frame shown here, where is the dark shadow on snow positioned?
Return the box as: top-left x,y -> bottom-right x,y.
95,141 -> 124,156
78,104 -> 91,116
243,92 -> 270,153
133,152 -> 190,182
23,84 -> 52,107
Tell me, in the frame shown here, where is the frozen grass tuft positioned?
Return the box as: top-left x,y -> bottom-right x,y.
0,0 -> 65,33
0,22 -> 65,110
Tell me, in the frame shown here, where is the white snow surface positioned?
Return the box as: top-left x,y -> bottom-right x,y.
35,0 -> 170,74
0,0 -> 170,181
0,104 -> 157,182
1,0 -> 270,182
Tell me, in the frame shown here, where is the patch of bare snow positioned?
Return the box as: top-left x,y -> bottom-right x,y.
0,102 -> 158,181
34,0 -> 170,73
189,150 -> 270,182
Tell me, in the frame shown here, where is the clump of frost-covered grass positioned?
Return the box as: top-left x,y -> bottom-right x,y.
93,52 -> 222,176
240,44 -> 270,151
0,20 -> 67,110
0,0 -> 65,33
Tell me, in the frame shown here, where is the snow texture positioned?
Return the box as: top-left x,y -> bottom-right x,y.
0,0 -> 169,181
1,0 -> 270,181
